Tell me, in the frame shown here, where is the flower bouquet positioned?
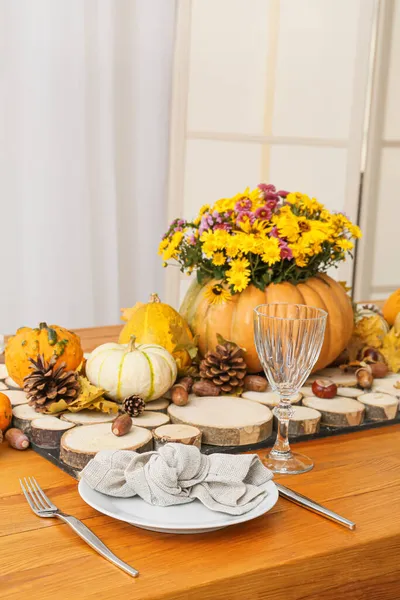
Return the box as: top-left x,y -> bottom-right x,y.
160,184 -> 361,373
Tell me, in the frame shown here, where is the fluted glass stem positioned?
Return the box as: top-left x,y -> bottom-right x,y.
270,399 -> 293,457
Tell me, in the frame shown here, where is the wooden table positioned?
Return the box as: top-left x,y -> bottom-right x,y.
1,326 -> 400,599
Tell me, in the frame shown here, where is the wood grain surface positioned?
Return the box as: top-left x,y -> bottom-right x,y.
1,324 -> 400,600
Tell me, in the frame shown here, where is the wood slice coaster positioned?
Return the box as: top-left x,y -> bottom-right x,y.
0,364 -> 8,380
357,392 -> 398,421
31,417 -> 75,449
299,386 -> 363,399
0,381 -> 8,391
5,376 -> 21,390
12,404 -> 54,434
60,410 -> 115,425
307,369 -> 357,387
242,391 -> 302,407
275,405 -> 321,437
60,423 -> 153,470
4,390 -> 29,406
144,398 -> 170,414
372,378 -> 400,398
168,395 -> 273,446
130,411 -> 170,430
302,396 -> 365,428
153,424 -> 202,450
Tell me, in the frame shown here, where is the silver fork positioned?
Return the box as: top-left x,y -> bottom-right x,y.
20,477 -> 139,577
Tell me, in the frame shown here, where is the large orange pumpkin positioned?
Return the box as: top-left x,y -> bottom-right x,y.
5,322 -> 83,387
180,274 -> 353,373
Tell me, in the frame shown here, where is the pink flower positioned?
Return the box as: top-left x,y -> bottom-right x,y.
236,211 -> 255,226
279,239 -> 293,260
265,198 -> 278,212
277,190 -> 289,198
214,222 -> 232,231
212,210 -> 223,223
269,226 -> 279,238
187,234 -> 197,245
199,213 -> 214,235
258,183 -> 276,193
235,198 -> 252,212
255,206 -> 272,220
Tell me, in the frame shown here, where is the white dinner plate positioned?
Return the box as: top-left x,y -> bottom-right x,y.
78,479 -> 278,534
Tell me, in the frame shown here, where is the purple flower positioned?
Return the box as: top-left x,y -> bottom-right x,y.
254,206 -> 272,221
187,234 -> 197,245
235,198 -> 252,212
278,239 -> 293,260
212,210 -> 223,223
199,213 -> 214,235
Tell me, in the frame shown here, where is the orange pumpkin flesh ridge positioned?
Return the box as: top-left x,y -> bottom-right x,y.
180,275 -> 353,373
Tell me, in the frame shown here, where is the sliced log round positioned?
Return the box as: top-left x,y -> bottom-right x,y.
5,376 -> 21,390
0,364 -> 8,380
60,410 -> 116,425
302,396 -> 365,428
60,423 -> 153,470
31,417 -> 75,449
153,424 -> 202,450
12,404 -> 54,434
144,398 -> 170,414
130,411 -> 170,430
168,395 -> 273,446
300,386 -> 363,399
307,369 -> 357,387
273,405 -> 321,437
372,378 -> 400,398
0,381 -> 8,391
241,390 -> 302,408
357,392 -> 398,421
5,390 -> 30,406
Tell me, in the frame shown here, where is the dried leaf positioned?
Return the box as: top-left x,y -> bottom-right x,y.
382,315 -> 400,373
352,315 -> 387,349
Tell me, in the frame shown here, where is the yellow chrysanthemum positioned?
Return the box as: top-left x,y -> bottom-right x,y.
158,238 -> 169,255
226,269 -> 250,293
225,236 -> 241,258
161,231 -> 184,261
261,237 -> 281,265
235,233 -> 259,254
335,238 -> 354,252
193,204 -> 211,225
214,196 -> 236,213
229,257 -> 250,274
273,207 -> 300,242
212,251 -> 226,266
204,283 -> 232,305
200,231 -> 217,257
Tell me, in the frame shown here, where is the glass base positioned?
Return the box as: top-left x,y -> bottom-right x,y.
263,451 -> 314,475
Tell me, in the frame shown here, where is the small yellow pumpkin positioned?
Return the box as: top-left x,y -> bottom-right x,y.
119,293 -> 196,375
383,289 -> 400,326
5,322 -> 83,387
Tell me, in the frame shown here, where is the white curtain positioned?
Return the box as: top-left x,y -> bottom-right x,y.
0,0 -> 176,333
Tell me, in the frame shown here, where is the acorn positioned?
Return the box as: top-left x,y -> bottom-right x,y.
358,347 -> 385,364
369,362 -> 389,379
356,366 -> 373,389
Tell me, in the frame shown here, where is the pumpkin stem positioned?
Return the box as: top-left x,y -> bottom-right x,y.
128,335 -> 137,351
39,322 -> 48,330
149,293 -> 161,304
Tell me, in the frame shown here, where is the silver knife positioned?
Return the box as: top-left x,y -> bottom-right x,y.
276,483 -> 356,530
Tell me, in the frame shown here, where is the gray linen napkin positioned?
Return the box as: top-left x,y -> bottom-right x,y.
80,443 -> 274,515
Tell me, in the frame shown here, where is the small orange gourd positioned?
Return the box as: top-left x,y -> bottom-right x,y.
5,322 -> 83,388
0,392 -> 12,432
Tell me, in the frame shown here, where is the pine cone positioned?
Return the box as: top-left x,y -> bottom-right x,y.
124,396 -> 145,417
24,355 -> 80,412
199,338 -> 247,394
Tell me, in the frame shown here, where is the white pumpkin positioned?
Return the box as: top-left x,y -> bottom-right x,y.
86,337 -> 177,402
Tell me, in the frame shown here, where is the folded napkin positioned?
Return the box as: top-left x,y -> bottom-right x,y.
80,443 -> 273,515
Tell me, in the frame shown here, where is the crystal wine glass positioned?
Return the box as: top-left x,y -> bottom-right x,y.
254,303 -> 327,474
